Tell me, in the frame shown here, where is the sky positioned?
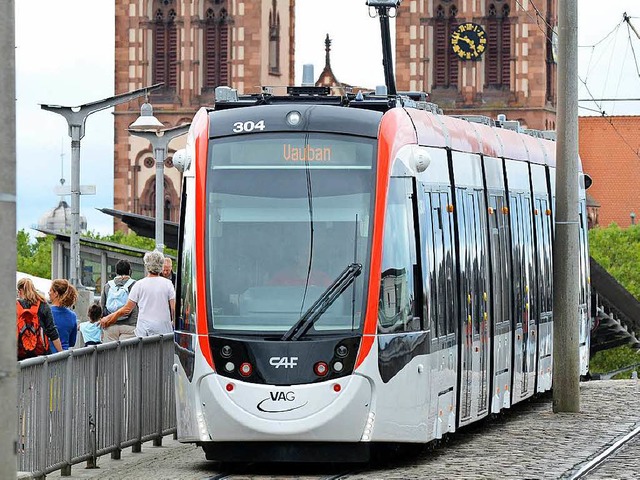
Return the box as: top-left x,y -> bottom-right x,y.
14,1 -> 640,236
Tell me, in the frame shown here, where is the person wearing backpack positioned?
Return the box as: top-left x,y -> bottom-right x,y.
16,278 -> 63,360
101,251 -> 175,338
100,259 -> 138,342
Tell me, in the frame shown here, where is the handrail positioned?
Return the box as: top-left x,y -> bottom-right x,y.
17,334 -> 176,479
590,257 -> 640,333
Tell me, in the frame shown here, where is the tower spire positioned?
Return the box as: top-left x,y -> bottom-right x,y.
325,33 -> 332,68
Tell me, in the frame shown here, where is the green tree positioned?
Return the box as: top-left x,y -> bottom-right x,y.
589,224 -> 640,300
16,230 -> 53,278
16,229 -> 177,280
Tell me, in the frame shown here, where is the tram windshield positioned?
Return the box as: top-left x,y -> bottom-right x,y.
205,133 -> 376,335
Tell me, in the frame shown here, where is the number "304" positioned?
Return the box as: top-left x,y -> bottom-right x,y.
232,120 -> 266,133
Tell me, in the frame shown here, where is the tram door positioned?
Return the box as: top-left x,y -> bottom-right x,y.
487,193 -> 513,412
453,153 -> 491,426
578,199 -> 591,376
506,160 -> 536,404
534,195 -> 553,392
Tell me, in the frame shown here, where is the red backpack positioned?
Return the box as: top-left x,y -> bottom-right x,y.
16,300 -> 49,359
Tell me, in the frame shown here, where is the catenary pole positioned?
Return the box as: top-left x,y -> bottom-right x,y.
0,0 -> 17,477
553,0 -> 580,412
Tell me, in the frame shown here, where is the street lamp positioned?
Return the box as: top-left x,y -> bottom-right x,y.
41,83 -> 162,288
128,111 -> 190,252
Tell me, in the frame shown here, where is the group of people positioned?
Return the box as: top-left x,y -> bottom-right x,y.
16,251 -> 176,361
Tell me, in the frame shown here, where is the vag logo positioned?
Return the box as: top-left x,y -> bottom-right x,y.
269,356 -> 298,369
257,390 -> 307,413
270,391 -> 295,401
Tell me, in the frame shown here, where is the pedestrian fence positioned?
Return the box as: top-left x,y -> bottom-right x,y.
17,333 -> 176,479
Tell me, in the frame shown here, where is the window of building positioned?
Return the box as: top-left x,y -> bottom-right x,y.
433,3 -> 459,89
269,0 -> 281,74
485,3 -> 511,88
203,2 -> 230,91
153,3 -> 178,93
546,18 -> 557,103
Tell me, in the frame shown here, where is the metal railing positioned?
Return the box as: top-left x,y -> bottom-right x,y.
17,334 -> 176,479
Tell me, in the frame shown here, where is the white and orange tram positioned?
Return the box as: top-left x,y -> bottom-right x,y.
171,85 -> 590,462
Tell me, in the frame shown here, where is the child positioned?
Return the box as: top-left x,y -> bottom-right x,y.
80,304 -> 104,346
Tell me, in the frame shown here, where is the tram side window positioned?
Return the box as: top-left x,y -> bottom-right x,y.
496,195 -> 512,325
510,195 -> 524,326
471,190 -> 488,334
378,177 -> 419,333
536,198 -> 552,314
177,179 -> 196,333
542,199 -> 553,313
441,191 -> 456,335
429,193 -> 446,338
523,196 -> 536,321
419,187 -> 438,336
579,210 -> 588,305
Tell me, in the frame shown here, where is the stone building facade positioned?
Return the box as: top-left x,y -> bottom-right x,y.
113,0 -> 295,228
395,0 -> 557,130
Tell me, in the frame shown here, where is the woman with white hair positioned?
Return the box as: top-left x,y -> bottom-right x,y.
101,250 -> 175,337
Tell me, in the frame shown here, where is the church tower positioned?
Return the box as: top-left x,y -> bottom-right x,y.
113,0 -> 295,229
395,0 -> 557,130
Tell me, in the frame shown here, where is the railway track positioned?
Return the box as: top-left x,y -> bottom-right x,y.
564,422 -> 640,479
206,469 -> 357,480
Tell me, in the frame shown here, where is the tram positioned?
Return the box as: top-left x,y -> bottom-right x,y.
171,2 -> 590,463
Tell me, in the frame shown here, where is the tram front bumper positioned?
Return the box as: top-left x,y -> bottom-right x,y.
197,373 -> 372,441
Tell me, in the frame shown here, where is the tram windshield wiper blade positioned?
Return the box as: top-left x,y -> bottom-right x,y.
281,263 -> 362,341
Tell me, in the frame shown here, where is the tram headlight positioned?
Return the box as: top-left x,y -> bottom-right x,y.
221,345 -> 233,358
286,110 -> 302,126
335,344 -> 348,358
333,361 -> 344,373
224,362 -> 235,372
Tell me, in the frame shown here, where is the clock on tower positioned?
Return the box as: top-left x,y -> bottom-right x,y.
451,22 -> 487,60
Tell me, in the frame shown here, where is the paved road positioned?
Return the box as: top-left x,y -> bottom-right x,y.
39,380 -> 640,480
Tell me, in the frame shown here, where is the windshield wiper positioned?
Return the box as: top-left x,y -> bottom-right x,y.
281,263 -> 362,341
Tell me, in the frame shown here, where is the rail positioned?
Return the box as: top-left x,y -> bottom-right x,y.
17,333 -> 176,479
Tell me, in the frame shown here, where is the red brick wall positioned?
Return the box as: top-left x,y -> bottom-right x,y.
579,116 -> 640,228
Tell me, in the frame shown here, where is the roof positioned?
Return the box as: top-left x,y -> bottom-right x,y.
98,208 -> 179,251
579,116 -> 640,227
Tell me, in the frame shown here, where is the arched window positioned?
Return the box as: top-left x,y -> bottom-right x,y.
140,175 -> 180,222
433,3 -> 459,89
485,2 -> 511,88
153,3 -> 178,92
269,0 -> 281,74
203,1 -> 230,91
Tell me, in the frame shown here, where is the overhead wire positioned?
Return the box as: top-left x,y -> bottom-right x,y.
511,2 -> 640,160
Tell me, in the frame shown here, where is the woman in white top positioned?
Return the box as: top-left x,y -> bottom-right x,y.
101,251 -> 176,337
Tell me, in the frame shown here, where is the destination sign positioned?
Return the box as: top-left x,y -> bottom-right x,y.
283,144 -> 331,162
210,133 -> 374,168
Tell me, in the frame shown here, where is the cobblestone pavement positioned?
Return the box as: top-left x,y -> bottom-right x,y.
36,380 -> 640,480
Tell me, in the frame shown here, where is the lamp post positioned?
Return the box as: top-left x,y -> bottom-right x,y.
128,122 -> 190,252
41,83 -> 162,288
